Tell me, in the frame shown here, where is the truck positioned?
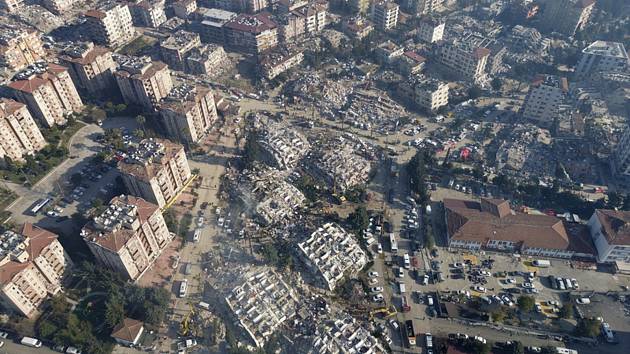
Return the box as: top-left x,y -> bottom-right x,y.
21,337 -> 42,348
425,333 -> 433,349
405,320 -> 416,346
401,295 -> 411,312
533,260 -> 551,267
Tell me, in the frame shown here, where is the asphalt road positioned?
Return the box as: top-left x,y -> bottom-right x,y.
0,340 -> 56,354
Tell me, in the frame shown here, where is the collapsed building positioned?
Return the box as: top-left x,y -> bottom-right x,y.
307,141 -> 372,192
256,125 -> 310,170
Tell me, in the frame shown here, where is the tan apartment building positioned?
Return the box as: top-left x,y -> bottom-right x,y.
0,224 -> 73,318
159,84 -> 218,145
185,44 -> 231,76
260,47 -> 304,80
160,30 -> 201,71
342,17 -> 373,40
173,0 -> 197,19
0,0 -> 25,13
539,0 -> 595,36
81,195 -> 171,281
41,0 -> 77,14
114,56 -> 173,111
0,99 -> 47,162
118,138 -> 192,208
277,12 -> 306,42
224,13 -> 278,54
417,17 -> 445,43
7,63 -> 84,127
372,1 -> 399,31
437,40 -> 490,85
85,3 -> 135,47
0,26 -> 46,72
520,74 -> 568,127
298,2 -> 327,33
402,0 -> 444,15
129,0 -> 167,28
244,0 -> 268,13
415,77 -> 449,112
58,42 -> 117,97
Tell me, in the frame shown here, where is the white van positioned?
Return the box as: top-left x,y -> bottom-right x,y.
179,279 -> 188,298
198,301 -> 211,310
403,254 -> 411,269
533,260 -> 551,267
399,282 -> 406,294
21,337 -> 42,348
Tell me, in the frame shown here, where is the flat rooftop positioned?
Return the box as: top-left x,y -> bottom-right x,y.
583,41 -> 629,60
118,138 -> 184,180
161,31 -> 199,51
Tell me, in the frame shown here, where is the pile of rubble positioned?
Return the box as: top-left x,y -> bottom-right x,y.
494,124 -> 555,181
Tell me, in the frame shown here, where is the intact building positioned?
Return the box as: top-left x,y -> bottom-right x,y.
612,126 -> 630,185
539,0 -> 595,35
575,41 -> 629,80
129,0 -> 167,28
118,138 -> 192,208
114,56 -> 173,110
415,77 -> 449,112
0,27 -> 46,72
192,7 -> 237,43
58,42 -> 117,97
520,74 -> 568,127
81,195 -> 172,281
85,3 -> 135,47
224,13 -> 278,54
417,17 -> 445,43
0,224 -> 73,318
402,0 -> 444,15
0,99 -> 47,162
588,209 -> 630,263
371,1 -> 399,31
160,31 -> 201,71
159,84 -> 218,145
437,40 -> 490,85
342,17 -> 373,40
398,51 -> 426,75
7,63 -> 84,128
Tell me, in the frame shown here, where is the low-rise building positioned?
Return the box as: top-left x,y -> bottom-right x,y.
298,223 -> 367,290
114,56 -> 173,111
172,0 -> 197,19
374,40 -> 404,65
160,31 -> 202,71
436,40 -> 490,85
256,126 -> 310,169
111,318 -> 145,347
576,41 -> 629,80
81,195 -> 172,281
0,98 -> 47,162
0,26 -> 46,72
341,17 -> 373,40
192,7 -> 237,44
159,84 -> 217,145
398,51 -> 426,75
414,76 -> 448,112
129,0 -> 167,28
0,224 -> 73,318
224,12 -> 278,54
7,63 -> 83,127
85,3 -> 135,47
417,16 -> 445,43
588,209 -> 630,263
225,269 -> 298,348
520,74 -> 569,127
58,42 -> 117,97
371,1 -> 399,31
118,138 -> 192,208
259,47 -> 304,80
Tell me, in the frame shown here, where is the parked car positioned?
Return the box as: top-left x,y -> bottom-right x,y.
473,286 -> 486,293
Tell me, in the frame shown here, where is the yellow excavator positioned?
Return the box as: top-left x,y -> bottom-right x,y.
179,303 -> 196,337
369,305 -> 397,320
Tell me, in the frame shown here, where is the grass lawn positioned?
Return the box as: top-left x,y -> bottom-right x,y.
118,35 -> 155,56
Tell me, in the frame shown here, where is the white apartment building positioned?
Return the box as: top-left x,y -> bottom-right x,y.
114,56 -> 173,111
7,63 -> 84,127
129,0 -> 167,28
613,126 -> 630,185
159,84 -> 218,145
0,224 -> 73,318
0,26 -> 46,71
372,1 -> 399,30
85,3 -> 135,47
437,40 -> 490,85
0,98 -> 47,162
417,17 -> 445,43
81,195 -> 172,281
59,42 -> 117,96
520,74 -> 568,127
414,77 -> 449,112
588,209 -> 630,263
41,0 -> 77,14
575,41 -> 629,80
118,138 -> 192,208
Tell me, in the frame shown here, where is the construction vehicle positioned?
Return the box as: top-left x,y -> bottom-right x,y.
179,303 -> 196,337
369,305 -> 397,320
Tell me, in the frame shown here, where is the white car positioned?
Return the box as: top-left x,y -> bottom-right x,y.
453,262 -> 464,269
196,217 -> 204,227
474,336 -> 487,344
372,294 -> 384,302
576,298 -> 591,304
473,286 -> 486,293
370,287 -> 384,293
397,267 -> 405,278
368,278 -> 378,285
504,278 -> 516,284
389,319 -> 399,329
368,271 -> 379,278
376,243 -> 383,254
524,288 -> 539,294
0,332 -> 7,339
522,282 -> 534,288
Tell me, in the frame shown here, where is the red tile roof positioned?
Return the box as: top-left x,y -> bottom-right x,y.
111,318 -> 144,342
403,51 -> 426,63
0,224 -> 58,284
225,12 -> 277,34
594,209 -> 630,246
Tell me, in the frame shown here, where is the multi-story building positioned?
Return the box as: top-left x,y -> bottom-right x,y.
297,2 -> 327,33
118,138 -> 192,208
0,26 -> 46,72
0,224 -> 73,318
575,41 -> 629,80
185,44 -> 231,76
0,0 -> 24,13
129,0 -> 167,28
520,74 -> 568,127
81,195 -> 172,281
7,63 -> 84,127
0,98 -> 47,162
612,126 -> 630,186
402,0 -> 444,15
375,40 -> 404,65
259,47 -> 304,80
539,0 -> 595,35
114,56 -> 173,111
588,209 -> 630,263
41,0 -> 76,14
173,0 -> 197,19
85,3 -> 135,47
224,13 -> 278,54
398,51 -> 426,75
192,7 -> 238,44
415,77 -> 449,112
278,0 -> 308,13
436,40 -> 490,85
342,17 -> 373,40
58,42 -> 117,97
417,16 -> 445,43
371,1 -> 399,31
159,84 -> 217,145
160,31 -> 201,71
244,0 -> 268,13
276,12 -> 306,42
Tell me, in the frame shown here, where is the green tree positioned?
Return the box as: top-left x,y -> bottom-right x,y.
575,318 -> 601,337
70,173 -> 83,186
135,115 -> 146,135
491,77 -> 502,91
517,295 -> 535,312
559,303 -> 574,319
347,206 -> 369,232
133,128 -> 145,139
407,150 -> 432,205
105,295 -> 125,329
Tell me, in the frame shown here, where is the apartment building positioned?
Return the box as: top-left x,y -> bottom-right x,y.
7,63 -> 84,127
371,1 -> 399,31
402,0 -> 444,15
260,47 -> 304,80
588,209 -> 630,263
159,84 -> 217,145
297,2 -> 327,33
415,77 -> 449,112
85,3 -> 135,47
417,17 -> 445,43
192,7 -> 237,44
398,51 -> 426,75
276,12 -> 306,42
160,31 -> 201,71
114,56 -> 173,111
375,40 -> 403,65
575,41 -> 629,80
0,98 -> 47,162
612,126 -> 630,186
278,0 -> 308,13
0,0 -> 24,13
81,195 -> 171,281
0,26 -> 46,72
437,40 -> 490,85
129,0 -> 167,28
520,74 -> 568,127
58,42 -> 117,97
173,0 -> 197,19
118,138 -> 192,208
539,0 -> 595,35
342,17 -> 373,40
224,13 -> 278,54
41,0 -> 76,14
0,224 -> 73,318
185,44 -> 231,76
244,0 -> 268,13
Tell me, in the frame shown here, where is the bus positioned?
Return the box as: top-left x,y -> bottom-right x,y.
601,322 -> 614,343
405,320 -> 416,346
390,233 -> 398,253
30,198 -> 51,215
